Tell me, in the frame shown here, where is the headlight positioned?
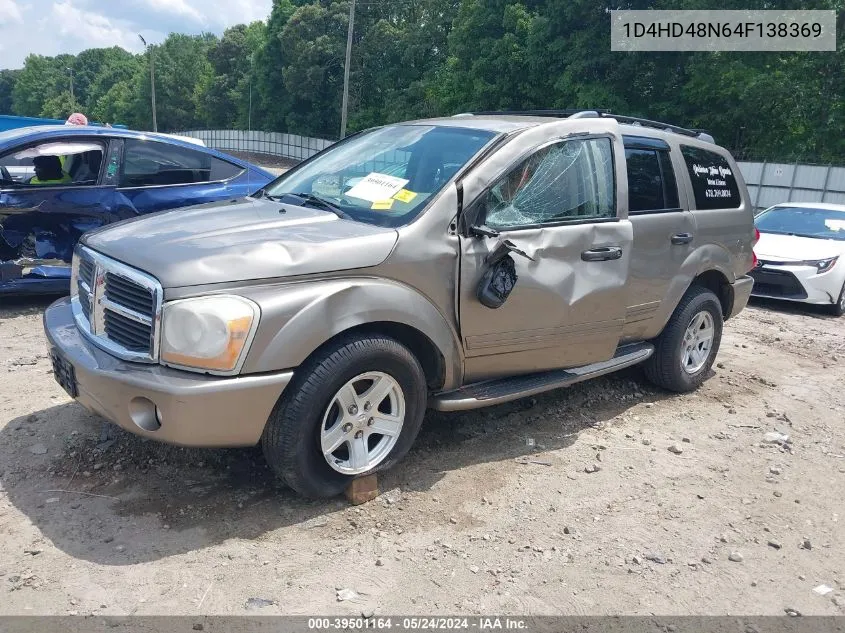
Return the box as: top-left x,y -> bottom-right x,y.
160,296 -> 259,374
793,257 -> 838,274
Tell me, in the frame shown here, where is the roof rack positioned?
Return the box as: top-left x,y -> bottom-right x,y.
570,111 -> 716,144
460,109 -> 611,118
454,109 -> 714,143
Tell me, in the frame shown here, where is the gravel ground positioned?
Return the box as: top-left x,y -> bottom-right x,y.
0,297 -> 843,616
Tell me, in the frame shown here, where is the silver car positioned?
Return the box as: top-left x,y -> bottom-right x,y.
43,112 -> 757,497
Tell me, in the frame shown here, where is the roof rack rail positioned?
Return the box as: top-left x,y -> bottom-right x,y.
599,113 -> 699,138
453,110 -> 714,143
463,109 -> 611,118
584,112 -> 715,143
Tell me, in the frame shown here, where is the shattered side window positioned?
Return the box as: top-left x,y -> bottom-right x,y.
484,137 -> 615,230
1,140 -> 105,187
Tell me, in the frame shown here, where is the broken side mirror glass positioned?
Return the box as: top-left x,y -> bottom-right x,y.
476,239 -> 535,309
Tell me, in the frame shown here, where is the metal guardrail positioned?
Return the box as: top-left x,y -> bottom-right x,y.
174,129 -> 845,212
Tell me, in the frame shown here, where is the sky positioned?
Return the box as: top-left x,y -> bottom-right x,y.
0,0 -> 273,69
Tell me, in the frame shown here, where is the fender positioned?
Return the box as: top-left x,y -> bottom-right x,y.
239,278 -> 463,388
649,243 -> 737,336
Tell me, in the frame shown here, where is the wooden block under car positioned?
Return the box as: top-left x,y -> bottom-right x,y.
345,474 -> 379,505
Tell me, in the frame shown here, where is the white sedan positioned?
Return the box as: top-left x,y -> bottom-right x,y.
751,203 -> 845,316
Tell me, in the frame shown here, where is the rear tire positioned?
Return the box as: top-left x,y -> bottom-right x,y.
829,282 -> 845,317
261,334 -> 427,498
645,285 -> 723,393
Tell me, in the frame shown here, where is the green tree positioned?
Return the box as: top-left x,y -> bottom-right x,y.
39,90 -> 79,119
91,78 -> 144,128
348,0 -> 461,130
277,1 -> 350,137
199,22 -> 267,128
134,33 -> 217,130
1,0 -> 843,163
0,69 -> 19,114
76,47 -> 142,118
12,54 -> 77,118
254,0 -> 299,131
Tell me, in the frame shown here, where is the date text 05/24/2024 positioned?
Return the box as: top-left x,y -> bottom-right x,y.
307,617 -> 528,630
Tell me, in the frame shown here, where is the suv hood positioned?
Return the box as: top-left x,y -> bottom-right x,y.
755,232 -> 845,262
82,198 -> 399,288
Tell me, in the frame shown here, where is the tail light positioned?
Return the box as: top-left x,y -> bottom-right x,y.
748,227 -> 760,272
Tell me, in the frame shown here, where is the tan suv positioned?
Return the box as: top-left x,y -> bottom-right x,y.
43,111 -> 757,497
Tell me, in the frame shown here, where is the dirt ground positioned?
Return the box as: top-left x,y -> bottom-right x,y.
0,296 -> 844,617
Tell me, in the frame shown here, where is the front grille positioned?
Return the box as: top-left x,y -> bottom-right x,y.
78,292 -> 92,322
104,310 -> 151,351
71,246 -> 161,362
79,257 -> 95,286
750,268 -> 808,300
77,256 -> 95,322
105,273 -> 154,314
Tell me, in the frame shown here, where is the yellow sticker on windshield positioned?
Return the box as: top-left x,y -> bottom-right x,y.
393,189 -> 418,204
372,199 -> 394,210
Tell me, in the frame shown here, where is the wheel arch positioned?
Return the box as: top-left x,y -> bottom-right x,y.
692,268 -> 733,319
241,278 -> 462,390
302,321 -> 447,392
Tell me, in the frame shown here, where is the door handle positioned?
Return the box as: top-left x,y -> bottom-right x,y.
671,232 -> 694,245
581,246 -> 623,262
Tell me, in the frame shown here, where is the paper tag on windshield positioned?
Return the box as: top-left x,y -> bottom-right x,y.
345,172 -> 409,203
393,189 -> 418,204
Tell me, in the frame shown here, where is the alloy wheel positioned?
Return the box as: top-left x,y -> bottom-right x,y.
681,310 -> 715,374
319,372 -> 405,475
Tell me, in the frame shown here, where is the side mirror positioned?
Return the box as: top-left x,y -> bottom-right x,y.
469,224 -> 500,239
476,239 -> 535,309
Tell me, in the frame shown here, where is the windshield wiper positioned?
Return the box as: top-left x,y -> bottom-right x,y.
288,192 -> 352,220
252,188 -> 284,202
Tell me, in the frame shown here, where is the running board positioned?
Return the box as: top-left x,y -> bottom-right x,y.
431,342 -> 654,412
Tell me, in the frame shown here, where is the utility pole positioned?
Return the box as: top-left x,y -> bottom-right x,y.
138,34 -> 158,132
66,67 -> 74,104
339,0 -> 355,139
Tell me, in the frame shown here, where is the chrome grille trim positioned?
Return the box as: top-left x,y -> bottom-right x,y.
70,245 -> 163,363
99,297 -> 153,326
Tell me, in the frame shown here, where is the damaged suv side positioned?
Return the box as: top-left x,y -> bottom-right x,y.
43,111 -> 756,498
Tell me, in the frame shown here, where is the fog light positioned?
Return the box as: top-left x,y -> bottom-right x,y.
128,397 -> 162,432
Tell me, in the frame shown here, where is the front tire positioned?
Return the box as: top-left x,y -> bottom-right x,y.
261,334 -> 427,498
645,285 -> 723,393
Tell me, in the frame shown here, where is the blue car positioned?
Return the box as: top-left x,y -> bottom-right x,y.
0,126 -> 274,295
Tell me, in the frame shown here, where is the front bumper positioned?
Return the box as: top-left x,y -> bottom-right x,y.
750,263 -> 843,305
43,297 -> 293,447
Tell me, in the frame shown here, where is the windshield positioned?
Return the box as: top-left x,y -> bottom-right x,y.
263,124 -> 497,227
755,206 -> 845,241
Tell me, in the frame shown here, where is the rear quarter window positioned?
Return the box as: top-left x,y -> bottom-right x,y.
680,145 -> 741,210
120,139 -> 243,187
